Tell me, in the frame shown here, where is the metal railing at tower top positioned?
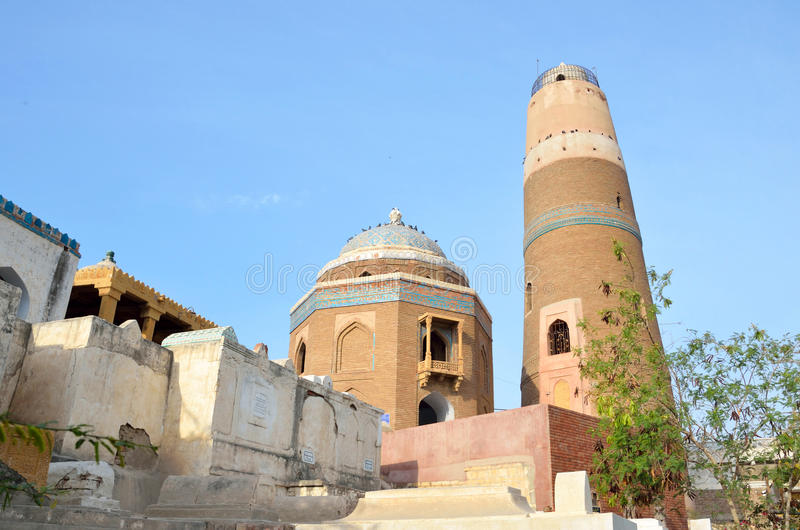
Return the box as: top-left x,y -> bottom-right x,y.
531,64 -> 599,96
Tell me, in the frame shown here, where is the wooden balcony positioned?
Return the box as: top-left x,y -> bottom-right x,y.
417,357 -> 464,391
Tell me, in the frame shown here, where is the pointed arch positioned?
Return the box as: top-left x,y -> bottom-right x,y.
418,391 -> 454,425
548,319 -> 571,355
553,379 -> 570,409
336,322 -> 371,372
295,341 -> 306,374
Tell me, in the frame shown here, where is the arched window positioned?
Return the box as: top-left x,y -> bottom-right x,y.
548,319 -> 571,355
296,342 -> 306,374
421,332 -> 447,362
336,323 -> 371,371
555,73 -> 566,81
481,347 -> 489,392
359,271 -> 371,277
525,283 -> 532,312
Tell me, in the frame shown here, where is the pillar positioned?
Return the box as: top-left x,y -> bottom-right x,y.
96,287 -> 122,323
140,306 -> 163,341
425,315 -> 432,363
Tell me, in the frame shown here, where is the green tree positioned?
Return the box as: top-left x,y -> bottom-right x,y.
577,239 -> 687,520
668,327 -> 800,529
0,413 -> 158,509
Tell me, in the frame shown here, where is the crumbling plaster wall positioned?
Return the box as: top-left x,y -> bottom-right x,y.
0,280 -> 31,412
159,328 -> 383,492
8,315 -> 171,460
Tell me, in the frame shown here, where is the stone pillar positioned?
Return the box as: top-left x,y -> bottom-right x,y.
140,306 -> 163,341
96,287 -> 122,323
425,315 -> 432,362
457,321 -> 463,367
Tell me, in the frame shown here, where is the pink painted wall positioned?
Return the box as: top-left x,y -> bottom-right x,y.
381,404 -> 555,506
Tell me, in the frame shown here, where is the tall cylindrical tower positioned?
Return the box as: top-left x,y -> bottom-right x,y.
520,63 -> 659,410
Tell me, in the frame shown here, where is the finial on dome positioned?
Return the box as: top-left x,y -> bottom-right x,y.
389,208 -> 403,225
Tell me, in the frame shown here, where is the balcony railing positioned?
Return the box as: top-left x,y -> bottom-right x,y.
417,357 -> 464,391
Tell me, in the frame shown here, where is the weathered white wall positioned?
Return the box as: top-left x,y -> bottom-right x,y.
159,327 -> 383,492
0,279 -> 31,411
0,215 -> 79,322
8,316 -> 171,460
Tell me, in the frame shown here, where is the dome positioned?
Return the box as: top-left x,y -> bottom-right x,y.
340,209 -> 445,258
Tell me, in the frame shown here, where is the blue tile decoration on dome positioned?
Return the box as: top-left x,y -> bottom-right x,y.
340,208 -> 445,257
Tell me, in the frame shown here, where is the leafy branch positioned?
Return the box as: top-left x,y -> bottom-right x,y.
0,413 -> 158,510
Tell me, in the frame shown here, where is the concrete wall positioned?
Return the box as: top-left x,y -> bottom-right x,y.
8,316 -> 172,460
160,327 -> 383,492
0,213 -> 79,323
0,279 -> 31,412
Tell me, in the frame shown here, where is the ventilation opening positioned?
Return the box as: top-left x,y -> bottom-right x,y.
555,74 -> 566,81
359,271 -> 371,277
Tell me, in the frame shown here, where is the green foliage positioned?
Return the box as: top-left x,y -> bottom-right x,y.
668,327 -> 800,528
580,240 -> 800,529
577,239 -> 687,519
0,413 -> 159,510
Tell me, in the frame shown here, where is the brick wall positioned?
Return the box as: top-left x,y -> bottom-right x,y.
289,295 -> 490,430
547,406 -> 688,529
381,404 -> 688,529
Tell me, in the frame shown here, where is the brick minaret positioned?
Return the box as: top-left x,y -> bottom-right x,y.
520,64 -> 658,410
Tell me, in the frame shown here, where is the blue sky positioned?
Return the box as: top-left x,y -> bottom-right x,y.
2,1 -> 798,411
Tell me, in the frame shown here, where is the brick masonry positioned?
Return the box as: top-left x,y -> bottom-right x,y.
290,261 -> 493,430
381,404 -> 688,529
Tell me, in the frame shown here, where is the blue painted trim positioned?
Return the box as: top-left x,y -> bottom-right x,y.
523,204 -> 641,253
289,278 -> 483,333
0,194 -> 81,257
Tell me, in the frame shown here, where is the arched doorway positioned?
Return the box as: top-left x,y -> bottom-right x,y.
0,267 -> 30,319
418,391 -> 454,426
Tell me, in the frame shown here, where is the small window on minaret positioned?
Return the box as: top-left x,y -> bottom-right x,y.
525,283 -> 533,312
548,320 -> 571,355
616,193 -> 624,211
555,74 -> 566,81
359,271 -> 371,277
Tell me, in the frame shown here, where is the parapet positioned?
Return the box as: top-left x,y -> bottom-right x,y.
0,194 -> 80,257
531,63 -> 599,96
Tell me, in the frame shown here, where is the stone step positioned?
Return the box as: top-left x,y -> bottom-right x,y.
295,485 -> 636,530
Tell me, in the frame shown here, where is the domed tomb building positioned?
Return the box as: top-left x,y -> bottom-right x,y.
289,209 -> 493,430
